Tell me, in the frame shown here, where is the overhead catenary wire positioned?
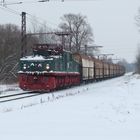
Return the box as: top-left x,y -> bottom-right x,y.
0,0 -> 60,28
0,5 -> 20,16
0,0 -> 100,29
0,0 -> 47,6
0,0 -> 99,5
26,13 -> 58,28
0,5 -> 58,30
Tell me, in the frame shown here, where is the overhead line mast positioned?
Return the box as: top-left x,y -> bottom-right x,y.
21,12 -> 26,57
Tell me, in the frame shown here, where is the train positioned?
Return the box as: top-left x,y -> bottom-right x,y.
18,43 -> 125,91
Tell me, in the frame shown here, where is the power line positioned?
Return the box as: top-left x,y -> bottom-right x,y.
0,7 -> 58,33
0,5 -> 58,30
0,0 -> 101,31
0,1 -> 59,28
5,6 -> 21,15
0,0 -> 99,5
0,5 -> 20,16
0,0 -> 23,6
26,13 -> 58,28
0,0 -> 55,6
0,0 -> 44,5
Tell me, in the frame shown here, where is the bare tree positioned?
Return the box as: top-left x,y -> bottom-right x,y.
0,24 -> 38,84
0,24 -> 21,84
136,47 -> 140,73
135,8 -> 140,32
118,58 -> 135,73
135,8 -> 140,73
59,13 -> 94,52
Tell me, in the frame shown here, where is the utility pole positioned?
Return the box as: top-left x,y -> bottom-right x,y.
21,12 -> 26,57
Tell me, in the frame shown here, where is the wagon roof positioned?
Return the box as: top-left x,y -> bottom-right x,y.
73,53 -> 103,62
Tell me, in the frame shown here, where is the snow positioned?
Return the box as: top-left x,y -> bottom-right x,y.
0,73 -> 140,140
18,71 -> 80,74
20,55 -> 49,61
49,55 -> 62,58
20,55 -> 61,61
0,84 -> 20,95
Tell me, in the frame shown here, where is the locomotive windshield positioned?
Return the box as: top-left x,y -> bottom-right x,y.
33,44 -> 63,57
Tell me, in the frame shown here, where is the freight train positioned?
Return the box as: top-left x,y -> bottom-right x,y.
18,43 -> 125,91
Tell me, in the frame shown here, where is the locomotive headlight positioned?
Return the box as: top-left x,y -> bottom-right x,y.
23,64 -> 27,70
46,64 -> 50,70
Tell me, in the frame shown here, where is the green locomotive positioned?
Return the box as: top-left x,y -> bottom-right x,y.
18,44 -> 80,91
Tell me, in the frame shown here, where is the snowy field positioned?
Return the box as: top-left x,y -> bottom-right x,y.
0,73 -> 140,140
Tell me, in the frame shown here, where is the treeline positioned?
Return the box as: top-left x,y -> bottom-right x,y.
136,47 -> 140,73
0,24 -> 37,84
136,9 -> 140,73
0,24 -> 21,84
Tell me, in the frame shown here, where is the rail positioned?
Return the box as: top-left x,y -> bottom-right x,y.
0,91 -> 46,103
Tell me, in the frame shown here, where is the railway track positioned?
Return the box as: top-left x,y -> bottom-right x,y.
0,91 -> 46,103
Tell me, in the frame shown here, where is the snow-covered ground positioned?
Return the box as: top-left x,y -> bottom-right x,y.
0,73 -> 140,140
0,84 -> 20,95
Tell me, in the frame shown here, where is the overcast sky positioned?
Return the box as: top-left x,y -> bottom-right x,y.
0,0 -> 140,63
